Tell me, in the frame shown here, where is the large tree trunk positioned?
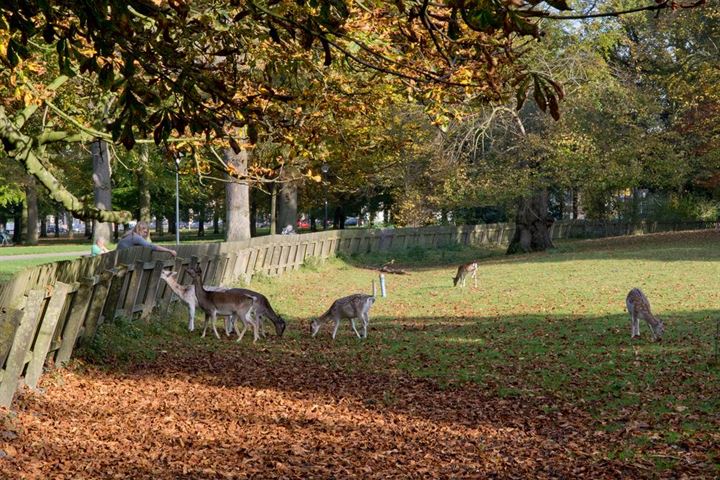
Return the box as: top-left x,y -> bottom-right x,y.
54,211 -> 61,237
276,171 -> 298,234
506,190 -> 555,255
65,211 -> 74,239
40,216 -> 47,238
91,139 -> 113,243
25,178 -> 39,245
270,183 -> 277,234
224,143 -> 251,241
137,145 -> 152,222
249,196 -> 257,237
198,205 -> 206,237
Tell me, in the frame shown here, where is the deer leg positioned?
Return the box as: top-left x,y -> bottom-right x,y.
351,318 -> 361,338
210,311 -> 221,339
236,319 -> 249,342
202,311 -> 211,338
224,315 -> 234,337
247,309 -> 260,344
362,312 -> 369,339
473,272 -> 478,288
188,304 -> 195,332
332,319 -> 341,340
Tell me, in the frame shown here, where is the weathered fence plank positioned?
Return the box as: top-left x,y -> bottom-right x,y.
25,282 -> 71,388
0,290 -> 45,407
55,279 -> 95,366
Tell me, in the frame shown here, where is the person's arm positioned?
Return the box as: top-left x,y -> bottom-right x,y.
151,244 -> 177,257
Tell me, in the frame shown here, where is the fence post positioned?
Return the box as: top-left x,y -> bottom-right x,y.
0,290 -> 45,408
25,282 -> 71,388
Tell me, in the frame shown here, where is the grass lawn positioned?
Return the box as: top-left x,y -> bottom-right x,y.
3,230 -> 718,478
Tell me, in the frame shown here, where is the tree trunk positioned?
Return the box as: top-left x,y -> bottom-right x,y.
249,196 -> 257,237
13,207 -> 22,244
276,172 -> 298,234
91,139 -> 113,243
572,189 -> 579,220
270,183 -> 277,234
198,205 -> 206,237
224,144 -> 251,241
25,179 -> 39,245
156,216 -> 164,237
65,211 -> 74,239
506,190 -> 555,255
137,145 -> 152,222
40,216 -> 47,238
333,205 -> 345,229
213,210 -> 219,234
169,215 -> 176,235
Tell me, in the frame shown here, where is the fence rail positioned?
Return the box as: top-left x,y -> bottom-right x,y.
0,219 -> 713,407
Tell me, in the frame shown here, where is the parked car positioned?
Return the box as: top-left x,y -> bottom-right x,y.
345,217 -> 359,226
297,219 -> 310,229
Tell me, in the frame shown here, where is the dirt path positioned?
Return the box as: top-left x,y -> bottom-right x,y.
1,340 -> 680,480
0,251 -> 86,261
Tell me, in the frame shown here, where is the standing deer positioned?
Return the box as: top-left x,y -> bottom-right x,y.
160,270 -> 232,333
626,288 -> 665,341
311,291 -> 376,340
453,261 -> 478,288
224,288 -> 286,338
186,266 -> 260,342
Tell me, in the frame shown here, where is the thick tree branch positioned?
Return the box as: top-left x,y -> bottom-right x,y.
0,106 -> 132,222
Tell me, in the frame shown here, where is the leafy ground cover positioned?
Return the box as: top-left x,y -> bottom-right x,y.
1,231 -> 718,478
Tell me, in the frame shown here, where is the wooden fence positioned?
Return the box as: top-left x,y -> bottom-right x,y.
0,219 -> 713,408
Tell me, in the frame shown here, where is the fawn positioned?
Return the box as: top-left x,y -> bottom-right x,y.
160,270 -> 232,333
224,288 -> 286,338
311,292 -> 376,340
626,288 -> 665,341
453,261 -> 478,288
186,266 -> 260,342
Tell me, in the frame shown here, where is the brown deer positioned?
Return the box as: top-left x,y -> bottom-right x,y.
311,293 -> 375,340
626,288 -> 665,341
186,265 -> 260,342
453,261 -> 478,288
224,288 -> 286,338
160,270 -> 232,333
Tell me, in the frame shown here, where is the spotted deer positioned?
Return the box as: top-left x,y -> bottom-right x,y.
311,292 -> 376,340
225,288 -> 286,338
453,261 -> 478,288
626,288 -> 665,341
186,266 -> 260,342
160,270 -> 231,333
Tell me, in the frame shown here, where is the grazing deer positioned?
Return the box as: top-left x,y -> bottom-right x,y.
224,288 -> 286,338
626,288 -> 665,341
160,270 -> 233,333
311,291 -> 376,340
453,261 -> 478,288
186,266 -> 260,342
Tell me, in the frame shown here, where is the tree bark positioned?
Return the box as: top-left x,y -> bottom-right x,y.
506,190 -> 555,255
137,145 -> 152,222
249,196 -> 257,237
91,139 -> 113,243
25,178 -> 39,245
156,216 -> 164,237
224,143 -> 251,241
40,216 -> 47,238
198,205 -> 206,237
276,171 -> 298,234
65,211 -> 74,239
270,183 -> 277,234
